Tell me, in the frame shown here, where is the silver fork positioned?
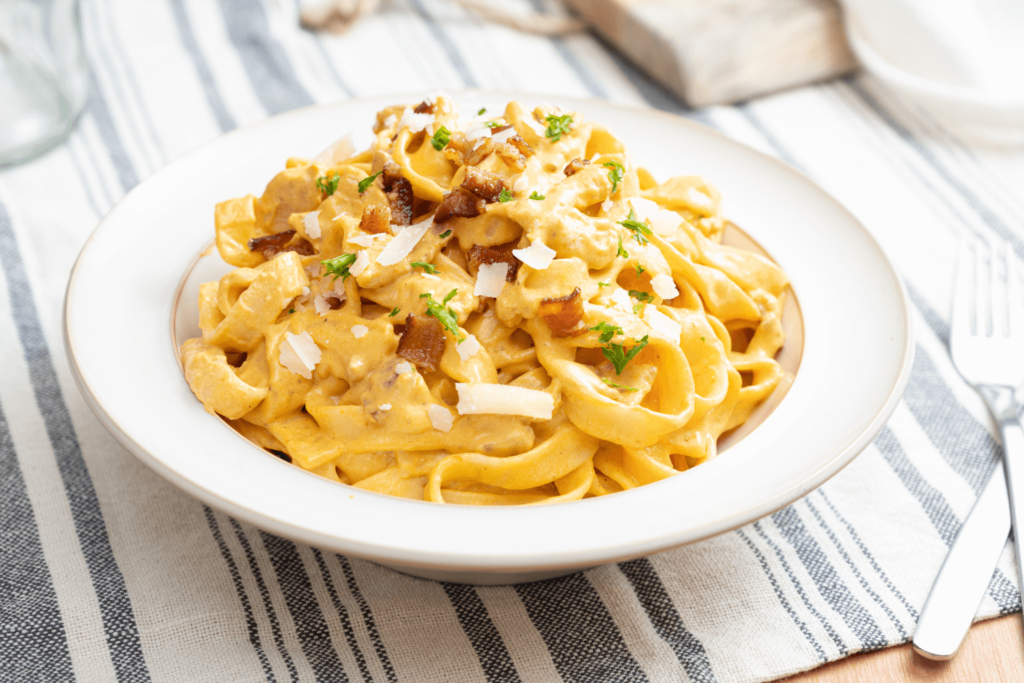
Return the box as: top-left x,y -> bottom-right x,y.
913,238 -> 1024,660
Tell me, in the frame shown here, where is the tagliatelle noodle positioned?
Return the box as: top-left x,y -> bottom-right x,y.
179,95 -> 790,505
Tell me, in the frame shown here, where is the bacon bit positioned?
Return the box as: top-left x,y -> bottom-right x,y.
383,161 -> 413,226
434,189 -> 485,223
443,132 -> 493,167
538,288 -> 588,338
248,230 -> 315,259
468,241 -> 520,283
462,166 -> 509,203
413,100 -> 435,114
359,204 -> 391,234
564,157 -> 590,177
396,314 -> 445,372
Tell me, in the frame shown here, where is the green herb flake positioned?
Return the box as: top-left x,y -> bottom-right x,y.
477,107 -> 487,115
316,173 -> 341,196
439,229 -> 452,239
321,253 -> 358,281
602,378 -> 639,392
484,120 -> 503,129
629,290 -> 654,304
598,281 -> 611,287
602,335 -> 650,375
289,308 -> 296,314
589,321 -> 624,344
411,261 -> 438,274
701,336 -> 705,342
357,170 -> 383,194
602,161 -> 624,194
389,307 -> 401,317
633,263 -> 646,276
619,208 -> 653,245
420,289 -> 464,342
617,236 -> 629,259
544,114 -> 573,142
430,125 -> 451,151
498,188 -> 514,203
529,191 -> 545,200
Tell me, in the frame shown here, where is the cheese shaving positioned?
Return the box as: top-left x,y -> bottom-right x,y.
348,233 -> 384,247
300,286 -> 310,297
303,211 -> 321,239
313,133 -> 355,168
398,107 -> 433,134
395,361 -> 413,374
512,175 -> 529,193
473,263 -> 507,298
379,403 -> 392,411
456,334 -> 481,362
650,274 -> 680,300
686,187 -> 713,213
630,197 -> 681,235
349,250 -> 370,277
610,289 -> 633,314
644,307 -> 682,341
384,113 -> 397,128
491,127 -> 517,144
376,218 -> 432,266
351,324 -> 368,339
464,123 -> 490,141
428,405 -> 455,433
279,331 -> 321,380
512,242 -> 556,270
313,294 -> 331,316
455,383 -> 554,420
522,117 -> 545,135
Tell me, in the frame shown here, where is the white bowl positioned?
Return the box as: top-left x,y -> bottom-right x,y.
64,91 -> 913,584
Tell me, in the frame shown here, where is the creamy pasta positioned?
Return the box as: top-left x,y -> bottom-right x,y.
180,95 -> 789,505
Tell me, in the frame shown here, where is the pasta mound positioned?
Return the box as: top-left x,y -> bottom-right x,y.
180,96 -> 790,505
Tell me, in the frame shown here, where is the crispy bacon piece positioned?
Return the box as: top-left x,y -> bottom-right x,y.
359,204 -> 391,234
462,166 -> 509,203
413,100 -> 435,114
564,157 -> 590,177
538,288 -> 588,338
468,241 -> 520,283
482,125 -> 535,172
382,161 -> 413,226
396,314 -> 445,372
434,189 -> 485,223
248,230 -> 315,259
443,132 -> 493,167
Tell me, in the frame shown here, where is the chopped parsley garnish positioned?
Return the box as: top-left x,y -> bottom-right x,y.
598,281 -> 611,287
544,114 -> 573,142
602,378 -> 638,392
602,161 -> 624,194
529,191 -> 545,200
619,208 -> 653,245
439,229 -> 452,239
430,125 -> 451,151
357,170 -> 382,194
629,290 -> 654,314
617,236 -> 629,259
634,263 -> 646,276
316,173 -> 341,196
498,188 -> 514,203
602,335 -> 650,375
700,336 -> 705,342
389,307 -> 401,317
484,120 -> 503,129
411,261 -> 438,274
289,308 -> 296,314
590,321 -> 623,343
321,253 -> 358,281
477,107 -> 486,115
420,289 -> 464,342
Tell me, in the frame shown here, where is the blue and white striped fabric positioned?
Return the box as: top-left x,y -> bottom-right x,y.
2,1 -> 1022,681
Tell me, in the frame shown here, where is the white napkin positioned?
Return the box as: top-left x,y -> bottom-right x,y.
841,0 -> 1024,145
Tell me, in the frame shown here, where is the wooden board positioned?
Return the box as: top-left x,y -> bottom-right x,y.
776,614 -> 1024,682
565,0 -> 857,107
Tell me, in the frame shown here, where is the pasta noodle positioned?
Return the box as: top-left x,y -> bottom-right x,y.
180,95 -> 790,505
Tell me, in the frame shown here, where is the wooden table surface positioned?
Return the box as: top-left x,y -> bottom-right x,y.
777,615 -> 1023,682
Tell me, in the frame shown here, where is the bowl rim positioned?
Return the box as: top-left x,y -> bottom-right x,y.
63,89 -> 915,572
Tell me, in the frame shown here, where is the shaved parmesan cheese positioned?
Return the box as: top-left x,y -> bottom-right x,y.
512,242 -> 556,270
348,233 -> 385,247
512,175 -> 529,193
380,403 -> 392,411
428,405 -> 454,432
491,127 -> 516,144
333,278 -> 346,298
522,117 -> 545,135
279,331 -> 321,379
610,288 -> 633,314
314,294 -> 330,316
349,250 -> 370,277
313,134 -> 355,167
473,139 -> 486,151
686,187 -> 713,212
376,218 -> 432,266
630,197 -> 681,235
464,123 -> 490,141
474,263 -> 507,297
303,211 -> 321,239
601,200 -> 613,213
351,324 -> 368,339
300,286 -> 310,297
456,334 -> 481,362
644,307 -> 682,341
398,107 -> 433,134
421,273 -> 440,281
651,274 -> 680,300
384,114 -> 397,128
306,263 -> 321,278
395,361 -> 413,374
455,383 -> 554,420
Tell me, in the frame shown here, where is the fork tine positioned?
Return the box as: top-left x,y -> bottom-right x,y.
1007,241 -> 1024,338
989,237 -> 1008,337
951,240 -> 975,340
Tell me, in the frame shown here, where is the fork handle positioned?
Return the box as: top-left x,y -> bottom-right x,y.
987,387 -> 1024,617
